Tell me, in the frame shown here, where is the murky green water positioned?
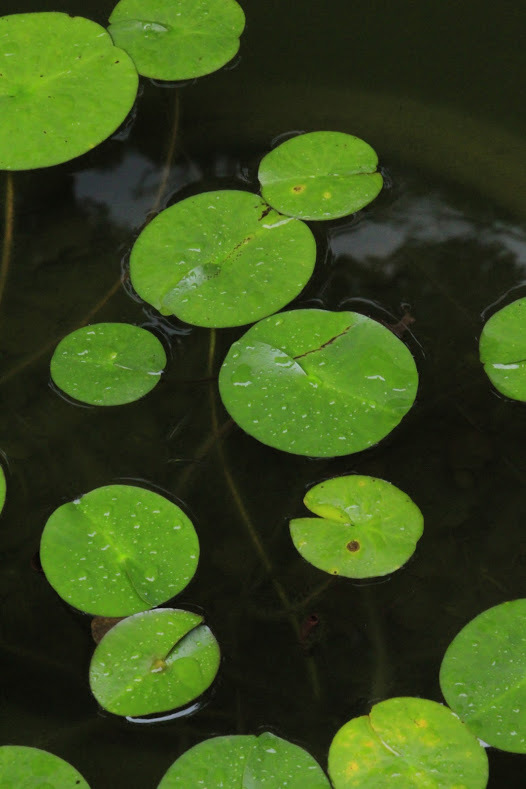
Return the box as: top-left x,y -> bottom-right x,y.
1,1 -> 526,786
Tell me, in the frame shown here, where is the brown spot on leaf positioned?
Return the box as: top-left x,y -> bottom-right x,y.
347,540 -> 360,552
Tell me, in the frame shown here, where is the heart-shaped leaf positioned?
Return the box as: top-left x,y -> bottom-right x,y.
0,746 -> 90,788
479,297 -> 526,400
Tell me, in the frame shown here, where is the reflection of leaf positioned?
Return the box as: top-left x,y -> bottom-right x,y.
108,0 -> 245,80
219,309 -> 418,456
0,12 -> 138,169
130,190 -> 316,328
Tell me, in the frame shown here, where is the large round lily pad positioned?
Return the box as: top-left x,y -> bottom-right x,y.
479,297 -> 526,400
50,323 -> 166,406
258,132 -> 383,221
157,731 -> 330,788
0,745 -> 90,788
0,12 -> 138,170
218,309 -> 418,457
129,190 -> 316,328
108,0 -> 245,80
440,598 -> 526,753
328,697 -> 488,788
89,608 -> 220,716
290,475 -> 423,578
40,484 -> 199,617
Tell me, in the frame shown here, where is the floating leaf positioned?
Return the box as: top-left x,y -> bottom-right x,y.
157,731 -> 330,788
258,132 -> 383,221
40,484 -> 199,617
479,297 -> 526,400
129,190 -> 316,328
50,323 -> 166,406
328,697 -> 488,788
440,598 -> 526,753
290,475 -> 423,578
89,608 -> 220,716
0,745 -> 90,788
108,0 -> 245,80
218,309 -> 418,457
0,465 -> 5,515
0,12 -> 138,170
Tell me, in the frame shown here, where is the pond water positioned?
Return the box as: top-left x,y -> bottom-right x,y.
1,0 -> 526,786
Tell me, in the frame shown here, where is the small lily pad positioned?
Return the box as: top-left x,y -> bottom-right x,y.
328,697 -> 488,788
40,484 -> 199,617
290,475 -> 423,578
50,323 -> 166,406
157,731 -> 330,788
0,745 -> 90,788
0,465 -> 5,515
258,132 -> 383,221
108,0 -> 245,80
89,608 -> 220,716
440,598 -> 526,753
129,190 -> 316,328
0,12 -> 138,170
218,309 -> 418,457
479,297 -> 526,400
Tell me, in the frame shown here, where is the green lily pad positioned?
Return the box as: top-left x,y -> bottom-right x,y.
129,190 -> 316,328
290,475 -> 423,578
218,309 -> 418,457
40,484 -> 199,617
157,731 -> 330,788
108,0 -> 245,80
258,132 -> 383,221
0,745 -> 90,789
440,598 -> 526,753
89,608 -> 220,716
479,297 -> 526,400
328,697 -> 488,789
0,465 -> 5,515
50,323 -> 166,406
0,12 -> 138,170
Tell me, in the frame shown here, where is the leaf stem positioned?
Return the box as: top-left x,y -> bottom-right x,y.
0,172 -> 14,311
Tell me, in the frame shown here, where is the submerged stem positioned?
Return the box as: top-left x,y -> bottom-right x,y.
206,329 -> 321,698
149,90 -> 180,217
0,172 -> 14,311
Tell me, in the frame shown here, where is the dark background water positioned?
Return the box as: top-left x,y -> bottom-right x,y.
1,1 -> 526,787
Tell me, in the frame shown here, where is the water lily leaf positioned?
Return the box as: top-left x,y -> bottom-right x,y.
290,475 -> 423,578
0,466 -> 5,515
108,0 -> 245,80
0,12 -> 138,170
328,697 -> 488,789
157,731 -> 330,788
50,323 -> 166,406
218,309 -> 418,457
0,745 -> 90,788
40,484 -> 199,617
479,297 -> 526,400
258,132 -> 383,221
89,608 -> 220,716
129,190 -> 316,328
440,598 -> 526,753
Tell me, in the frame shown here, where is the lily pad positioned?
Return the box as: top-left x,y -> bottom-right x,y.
479,297 -> 526,400
108,0 -> 245,80
0,745 -> 90,788
0,12 -> 138,170
157,731 -> 330,788
40,484 -> 199,617
0,465 -> 5,515
89,608 -> 220,716
440,598 -> 526,753
129,190 -> 316,328
218,309 -> 418,457
258,132 -> 383,221
328,697 -> 488,789
290,475 -> 423,578
50,323 -> 166,406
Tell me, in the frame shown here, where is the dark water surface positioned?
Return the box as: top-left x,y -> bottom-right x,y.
1,1 -> 526,787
